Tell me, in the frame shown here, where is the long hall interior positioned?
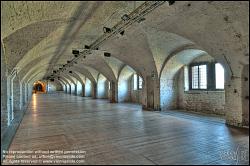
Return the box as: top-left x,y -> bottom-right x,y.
1,1 -> 249,165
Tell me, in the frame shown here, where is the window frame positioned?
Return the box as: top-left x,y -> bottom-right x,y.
188,62 -> 225,91
189,62 -> 208,90
133,73 -> 143,90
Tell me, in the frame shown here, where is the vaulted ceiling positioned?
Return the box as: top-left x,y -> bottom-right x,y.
1,1 -> 249,85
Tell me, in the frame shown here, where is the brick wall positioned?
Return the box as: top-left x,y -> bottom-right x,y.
177,57 -> 225,115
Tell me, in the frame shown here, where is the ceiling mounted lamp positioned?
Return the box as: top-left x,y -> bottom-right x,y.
69,71 -> 73,74
103,27 -> 112,33
120,30 -> 125,36
63,65 -> 65,67
67,60 -> 71,64
59,67 -> 62,70
168,1 -> 175,5
121,14 -> 130,21
137,17 -> 146,23
72,49 -> 80,55
84,45 -> 90,49
53,70 -> 56,73
104,52 -> 111,57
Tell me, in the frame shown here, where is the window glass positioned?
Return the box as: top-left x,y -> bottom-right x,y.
215,63 -> 224,89
133,74 -> 137,90
138,76 -> 143,89
199,65 -> 207,89
192,66 -> 199,89
191,65 -> 207,89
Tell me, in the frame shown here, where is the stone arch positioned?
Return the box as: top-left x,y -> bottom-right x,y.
160,49 -> 208,110
96,73 -> 109,99
117,65 -> 136,103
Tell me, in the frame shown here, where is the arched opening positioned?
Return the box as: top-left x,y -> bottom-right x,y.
97,74 -> 109,99
33,81 -> 46,93
76,81 -> 83,96
118,65 -> 143,104
160,49 -> 226,118
85,78 -> 92,97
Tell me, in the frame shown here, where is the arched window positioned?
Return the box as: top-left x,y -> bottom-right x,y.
133,74 -> 143,90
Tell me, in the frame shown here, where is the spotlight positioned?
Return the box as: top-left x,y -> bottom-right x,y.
69,71 -> 72,73
168,1 -> 175,5
121,14 -> 130,21
120,30 -> 125,36
72,49 -> 80,55
67,60 -> 70,63
63,65 -> 65,67
53,70 -> 56,73
104,52 -> 111,57
103,27 -> 112,33
84,45 -> 90,49
59,68 -> 62,70
50,78 -> 54,82
83,55 -> 86,59
137,17 -> 146,23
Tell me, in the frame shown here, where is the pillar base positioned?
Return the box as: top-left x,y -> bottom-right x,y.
225,119 -> 243,128
142,105 -> 161,111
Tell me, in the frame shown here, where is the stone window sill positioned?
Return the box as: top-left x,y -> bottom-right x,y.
184,90 -> 225,94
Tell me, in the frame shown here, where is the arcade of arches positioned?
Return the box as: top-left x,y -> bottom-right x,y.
1,1 -> 249,165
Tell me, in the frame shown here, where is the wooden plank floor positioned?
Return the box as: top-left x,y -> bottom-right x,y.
4,93 -> 249,165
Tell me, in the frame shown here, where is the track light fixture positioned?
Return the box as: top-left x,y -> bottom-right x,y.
103,27 -> 112,33
137,17 -> 146,23
120,30 -> 125,36
168,1 -> 175,5
104,52 -> 111,57
121,14 -> 130,21
72,49 -> 80,55
84,45 -> 90,49
48,2 -> 165,78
